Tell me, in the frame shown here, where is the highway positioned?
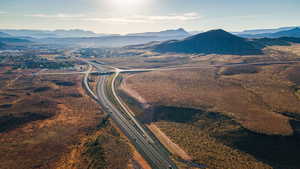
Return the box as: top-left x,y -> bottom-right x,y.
37,60 -> 300,76
87,62 -> 178,169
35,53 -> 300,169
74,59 -> 300,169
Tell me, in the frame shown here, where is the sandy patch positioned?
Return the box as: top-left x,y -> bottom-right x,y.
120,75 -> 147,105
130,151 -> 152,169
147,123 -> 192,161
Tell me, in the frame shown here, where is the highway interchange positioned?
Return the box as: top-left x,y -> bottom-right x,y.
84,61 -> 178,169
78,59 -> 300,169
36,53 -> 178,168
36,55 -> 300,169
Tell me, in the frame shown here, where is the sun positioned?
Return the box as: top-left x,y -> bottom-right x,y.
109,0 -> 147,9
96,0 -> 151,14
110,0 -> 143,5
111,0 -> 141,5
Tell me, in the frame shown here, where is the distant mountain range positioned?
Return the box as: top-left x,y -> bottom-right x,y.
0,28 -> 190,39
34,35 -> 188,48
27,28 -> 190,47
127,28 -> 190,37
0,37 -> 33,50
2,27 -> 300,49
0,36 -> 33,50
0,32 -> 11,37
235,26 -> 299,35
189,31 -> 203,35
150,29 -> 263,55
2,26 -> 300,39
264,27 -> 300,38
237,27 -> 300,38
0,37 -> 31,43
0,28 -> 192,47
52,29 -> 99,37
0,29 -> 100,38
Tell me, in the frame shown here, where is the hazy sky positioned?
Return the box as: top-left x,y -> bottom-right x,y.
0,0 -> 299,34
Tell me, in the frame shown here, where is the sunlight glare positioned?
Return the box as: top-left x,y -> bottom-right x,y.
109,0 -> 148,10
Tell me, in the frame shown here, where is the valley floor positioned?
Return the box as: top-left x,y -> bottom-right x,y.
117,45 -> 300,169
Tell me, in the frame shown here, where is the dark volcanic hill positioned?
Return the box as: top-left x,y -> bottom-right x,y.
152,29 -> 262,55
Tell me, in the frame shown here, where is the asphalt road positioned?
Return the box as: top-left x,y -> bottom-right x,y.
38,55 -> 300,169
90,63 -> 178,169
37,60 -> 300,76
81,59 -> 300,169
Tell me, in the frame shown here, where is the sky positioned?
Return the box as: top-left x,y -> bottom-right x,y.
0,0 -> 299,34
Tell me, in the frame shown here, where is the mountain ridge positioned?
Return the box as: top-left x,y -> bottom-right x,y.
151,29 -> 262,55
127,28 -> 190,37
238,27 -> 300,38
0,32 -> 11,37
0,37 -> 32,43
0,29 -> 100,38
235,26 -> 299,35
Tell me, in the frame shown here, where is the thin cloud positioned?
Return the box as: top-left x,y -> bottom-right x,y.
25,12 -> 201,24
84,12 -> 201,24
145,12 -> 201,21
26,13 -> 85,18
85,18 -> 148,23
0,11 -> 7,14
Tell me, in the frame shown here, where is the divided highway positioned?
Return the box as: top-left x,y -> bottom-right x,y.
85,62 -> 178,169
40,54 -> 300,169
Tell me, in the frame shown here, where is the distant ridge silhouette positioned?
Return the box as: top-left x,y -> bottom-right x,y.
152,29 -> 262,55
